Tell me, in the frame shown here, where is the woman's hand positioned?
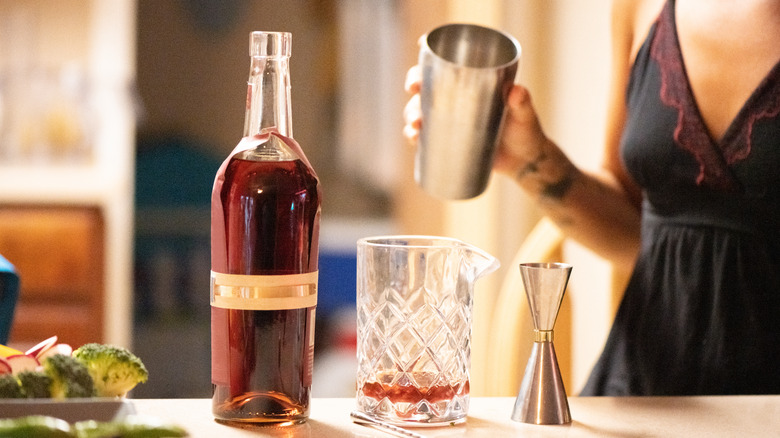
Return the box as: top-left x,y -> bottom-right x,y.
492,85 -> 557,176
497,86 -> 579,199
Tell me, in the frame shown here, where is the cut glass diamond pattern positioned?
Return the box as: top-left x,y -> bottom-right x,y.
356,237 -> 497,424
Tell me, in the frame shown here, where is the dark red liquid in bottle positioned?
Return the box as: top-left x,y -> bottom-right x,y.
211,142 -> 320,425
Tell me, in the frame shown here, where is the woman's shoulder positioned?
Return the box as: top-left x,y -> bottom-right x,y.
612,0 -> 666,62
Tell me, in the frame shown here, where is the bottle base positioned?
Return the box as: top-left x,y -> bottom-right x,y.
212,389 -> 310,428
214,417 -> 307,428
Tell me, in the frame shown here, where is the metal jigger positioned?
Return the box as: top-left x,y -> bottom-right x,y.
511,262 -> 573,425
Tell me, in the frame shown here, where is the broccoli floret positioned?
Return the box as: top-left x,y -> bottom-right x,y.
0,373 -> 23,398
72,343 -> 148,398
42,354 -> 96,399
17,370 -> 53,398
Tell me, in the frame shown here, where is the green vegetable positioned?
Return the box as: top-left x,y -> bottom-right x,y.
74,416 -> 188,438
0,373 -> 24,398
17,370 -> 53,398
0,415 -> 188,438
72,344 -> 148,398
0,415 -> 72,437
43,354 -> 96,399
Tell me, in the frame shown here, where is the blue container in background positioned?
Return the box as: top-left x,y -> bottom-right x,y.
0,254 -> 20,345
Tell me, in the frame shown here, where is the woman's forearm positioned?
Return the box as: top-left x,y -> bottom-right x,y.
509,144 -> 641,264
495,86 -> 641,264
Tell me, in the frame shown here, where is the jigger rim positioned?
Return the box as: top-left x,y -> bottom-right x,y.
519,262 -> 572,270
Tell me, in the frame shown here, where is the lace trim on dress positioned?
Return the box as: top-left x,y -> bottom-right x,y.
649,0 -> 780,192
650,1 -> 738,191
733,72 -> 780,162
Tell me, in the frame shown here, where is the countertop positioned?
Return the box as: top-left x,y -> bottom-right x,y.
131,395 -> 780,437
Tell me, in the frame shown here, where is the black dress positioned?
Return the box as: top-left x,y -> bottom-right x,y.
580,0 -> 780,396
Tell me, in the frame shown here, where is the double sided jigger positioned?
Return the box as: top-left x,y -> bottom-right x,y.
512,262 -> 573,425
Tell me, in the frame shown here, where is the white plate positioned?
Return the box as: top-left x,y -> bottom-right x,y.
0,398 -> 135,423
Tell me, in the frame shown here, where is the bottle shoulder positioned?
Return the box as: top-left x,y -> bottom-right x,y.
216,130 -> 320,196
234,132 -> 299,162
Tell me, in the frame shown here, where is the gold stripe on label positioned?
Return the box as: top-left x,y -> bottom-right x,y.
212,294 -> 317,310
210,271 -> 318,310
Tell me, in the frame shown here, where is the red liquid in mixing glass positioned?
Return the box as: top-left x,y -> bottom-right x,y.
360,372 -> 470,405
211,152 -> 320,424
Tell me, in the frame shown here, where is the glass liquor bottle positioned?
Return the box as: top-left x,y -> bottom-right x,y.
210,31 -> 321,426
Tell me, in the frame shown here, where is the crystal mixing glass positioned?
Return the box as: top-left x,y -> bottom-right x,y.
356,236 -> 498,425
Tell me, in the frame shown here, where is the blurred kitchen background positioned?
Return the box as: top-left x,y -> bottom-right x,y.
0,0 -> 626,399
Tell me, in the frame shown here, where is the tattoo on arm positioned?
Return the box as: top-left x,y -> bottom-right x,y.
541,172 -> 575,200
514,147 -> 578,201
515,151 -> 545,181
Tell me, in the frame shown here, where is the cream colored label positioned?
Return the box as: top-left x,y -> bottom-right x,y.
210,271 -> 318,310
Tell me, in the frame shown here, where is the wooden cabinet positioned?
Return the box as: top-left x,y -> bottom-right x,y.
0,207 -> 104,349
0,0 -> 136,348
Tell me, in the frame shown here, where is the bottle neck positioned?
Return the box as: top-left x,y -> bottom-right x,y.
243,55 -> 292,138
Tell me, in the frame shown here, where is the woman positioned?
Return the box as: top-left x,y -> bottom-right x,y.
404,0 -> 780,395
